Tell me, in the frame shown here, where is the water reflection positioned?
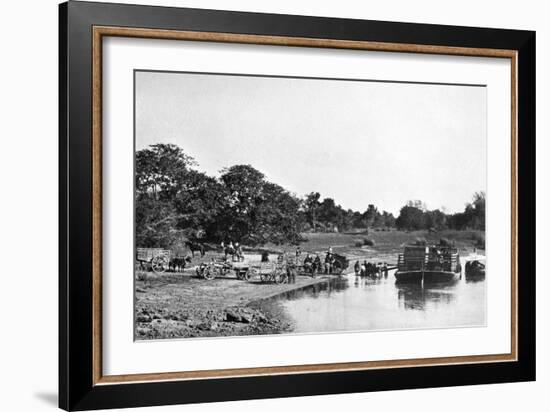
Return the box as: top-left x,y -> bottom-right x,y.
396,282 -> 456,311
276,272 -> 486,333
465,277 -> 485,284
274,278 -> 349,301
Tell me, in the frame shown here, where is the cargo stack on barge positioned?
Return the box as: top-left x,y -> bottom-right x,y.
395,245 -> 462,283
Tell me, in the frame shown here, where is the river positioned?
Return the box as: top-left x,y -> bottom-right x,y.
277,268 -> 486,334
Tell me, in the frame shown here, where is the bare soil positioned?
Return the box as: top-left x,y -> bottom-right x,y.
135,271 -> 334,340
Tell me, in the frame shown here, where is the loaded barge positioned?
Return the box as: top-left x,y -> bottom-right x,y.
395,245 -> 462,283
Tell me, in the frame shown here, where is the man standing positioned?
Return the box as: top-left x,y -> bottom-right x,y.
235,242 -> 243,262
303,253 -> 313,275
313,254 -> 322,277
325,247 -> 335,274
228,241 -> 236,261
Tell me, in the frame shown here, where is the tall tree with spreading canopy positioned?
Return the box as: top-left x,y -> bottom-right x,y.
218,165 -> 302,245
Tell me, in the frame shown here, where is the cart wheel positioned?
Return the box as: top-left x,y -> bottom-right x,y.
274,272 -> 287,284
204,266 -> 216,280
196,265 -> 205,278
151,256 -> 167,273
242,269 -> 252,282
332,261 -> 342,275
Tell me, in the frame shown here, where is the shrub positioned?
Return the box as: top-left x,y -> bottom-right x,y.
363,238 -> 375,247
414,237 -> 427,246
439,237 -> 454,247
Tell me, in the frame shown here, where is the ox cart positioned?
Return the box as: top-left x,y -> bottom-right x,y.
285,256 -> 318,278
196,258 -> 288,283
136,248 -> 171,273
245,261 -> 289,284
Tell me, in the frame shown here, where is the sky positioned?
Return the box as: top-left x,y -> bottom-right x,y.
135,70 -> 486,216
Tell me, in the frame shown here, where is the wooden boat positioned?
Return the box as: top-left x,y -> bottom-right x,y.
395,245 -> 461,283
465,258 -> 486,280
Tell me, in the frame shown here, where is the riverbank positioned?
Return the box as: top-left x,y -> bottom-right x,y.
136,230 -> 484,340
135,271 -> 338,340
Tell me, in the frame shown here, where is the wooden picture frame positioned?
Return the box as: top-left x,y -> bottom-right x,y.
59,1 -> 535,410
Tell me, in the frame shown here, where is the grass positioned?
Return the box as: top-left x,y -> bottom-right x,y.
472,232 -> 485,249
363,238 -> 375,246
292,229 -> 484,255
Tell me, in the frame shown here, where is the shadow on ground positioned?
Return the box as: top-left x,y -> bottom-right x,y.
34,392 -> 58,407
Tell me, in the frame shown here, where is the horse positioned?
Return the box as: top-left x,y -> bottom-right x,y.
224,246 -> 244,262
169,256 -> 192,272
185,241 -> 205,258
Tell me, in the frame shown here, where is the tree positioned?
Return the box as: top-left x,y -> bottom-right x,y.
447,192 -> 485,230
317,198 -> 342,230
135,144 -> 200,247
135,142 -> 483,250
172,170 -> 228,240
218,165 -> 266,242
350,211 -> 365,228
136,143 -> 197,199
362,204 -> 379,228
304,192 -> 321,231
382,211 -> 396,228
218,165 -> 302,245
135,197 -> 180,248
470,191 -> 486,229
406,200 -> 427,211
425,209 -> 447,230
396,205 -> 425,230
250,182 -> 303,244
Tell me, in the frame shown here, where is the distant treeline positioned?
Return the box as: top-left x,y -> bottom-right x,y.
395,196 -> 485,232
136,144 -> 485,248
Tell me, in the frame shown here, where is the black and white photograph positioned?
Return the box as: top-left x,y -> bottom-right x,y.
0,0 -> 542,410
134,70 -> 487,340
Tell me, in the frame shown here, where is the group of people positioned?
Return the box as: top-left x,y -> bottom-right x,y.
354,260 -> 388,278
221,240 -> 244,262
260,246 -> 339,276
301,247 -> 340,275
302,252 -> 323,275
